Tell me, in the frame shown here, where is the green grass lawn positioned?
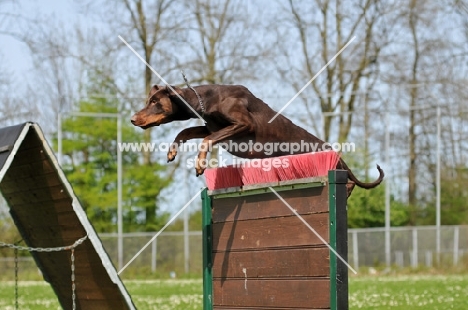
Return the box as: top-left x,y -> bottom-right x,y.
0,275 -> 467,309
350,274 -> 468,309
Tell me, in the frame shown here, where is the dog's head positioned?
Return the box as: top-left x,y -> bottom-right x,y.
131,85 -> 183,129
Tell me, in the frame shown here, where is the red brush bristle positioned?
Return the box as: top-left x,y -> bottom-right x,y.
275,151 -> 341,181
203,168 -> 217,190
275,157 -> 295,181
205,151 -> 341,189
290,154 -> 310,178
224,165 -> 244,187
275,155 -> 298,181
238,159 -> 279,186
313,151 -> 341,176
295,151 -> 340,178
204,165 -> 242,190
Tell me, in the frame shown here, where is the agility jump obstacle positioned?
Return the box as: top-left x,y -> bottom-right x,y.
202,171 -> 349,310
0,123 -> 135,309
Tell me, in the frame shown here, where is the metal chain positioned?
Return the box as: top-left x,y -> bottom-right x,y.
14,247 -> 18,310
0,235 -> 88,252
181,71 -> 205,117
71,248 -> 76,310
0,236 -> 88,310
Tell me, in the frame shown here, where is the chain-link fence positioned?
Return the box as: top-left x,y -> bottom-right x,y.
99,231 -> 203,276
1,226 -> 467,280
349,225 -> 468,269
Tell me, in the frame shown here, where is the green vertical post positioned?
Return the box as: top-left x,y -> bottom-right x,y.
328,170 -> 349,310
201,188 -> 213,310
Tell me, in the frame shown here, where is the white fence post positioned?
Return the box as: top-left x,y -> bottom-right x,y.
395,251 -> 404,267
411,228 -> 418,268
352,231 -> 359,270
151,238 -> 157,272
453,226 -> 459,266
425,251 -> 432,267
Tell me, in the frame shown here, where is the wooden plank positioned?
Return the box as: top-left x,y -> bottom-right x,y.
16,129 -> 42,150
76,298 -> 129,310
0,182 -> 19,194
22,228 -> 86,242
212,306 -> 329,310
212,247 -> 329,278
12,145 -> 48,165
212,187 -> 328,223
213,307 -> 329,310
0,171 -> 63,193
213,278 -> 330,308
55,287 -> 130,309
3,184 -> 70,204
33,246 -> 122,302
12,227 -> 87,248
12,208 -> 77,226
35,253 -> 71,274
2,193 -> 31,205
5,157 -> 56,179
212,213 -> 329,251
9,198 -> 74,213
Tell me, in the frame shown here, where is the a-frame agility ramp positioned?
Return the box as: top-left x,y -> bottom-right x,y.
0,122 -> 135,309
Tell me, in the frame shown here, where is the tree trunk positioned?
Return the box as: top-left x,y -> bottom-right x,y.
408,0 -> 419,224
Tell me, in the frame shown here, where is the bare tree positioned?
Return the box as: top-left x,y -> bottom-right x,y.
0,1 -> 39,126
278,0 -> 468,222
3,6 -> 88,134
183,0 -> 269,84
87,0 -> 188,227
383,0 -> 468,222
110,0 -> 184,165
175,0 -> 273,166
0,57 -> 38,126
279,0 -> 394,143
407,0 -> 423,216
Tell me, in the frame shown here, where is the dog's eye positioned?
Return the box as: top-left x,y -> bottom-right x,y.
151,100 -> 157,104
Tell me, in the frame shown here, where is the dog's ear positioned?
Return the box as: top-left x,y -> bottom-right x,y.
148,85 -> 160,97
165,85 -> 183,97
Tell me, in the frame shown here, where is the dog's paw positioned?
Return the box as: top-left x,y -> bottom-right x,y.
195,167 -> 206,177
167,144 -> 178,162
195,159 -> 206,176
167,150 -> 177,162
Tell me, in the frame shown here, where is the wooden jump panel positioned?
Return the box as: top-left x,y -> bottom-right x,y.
202,173 -> 348,310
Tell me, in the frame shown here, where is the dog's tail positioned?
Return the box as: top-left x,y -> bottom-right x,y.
338,159 -> 384,189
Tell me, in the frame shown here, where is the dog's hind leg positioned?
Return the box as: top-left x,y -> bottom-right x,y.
168,126 -> 210,162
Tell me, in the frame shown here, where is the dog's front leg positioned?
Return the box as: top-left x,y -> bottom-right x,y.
167,126 -> 210,162
195,98 -> 254,176
195,123 -> 252,176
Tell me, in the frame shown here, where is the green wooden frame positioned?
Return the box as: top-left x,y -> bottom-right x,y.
328,170 -> 349,310
201,188 -> 213,310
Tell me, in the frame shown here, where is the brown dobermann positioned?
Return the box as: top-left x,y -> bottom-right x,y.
131,84 -> 384,196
